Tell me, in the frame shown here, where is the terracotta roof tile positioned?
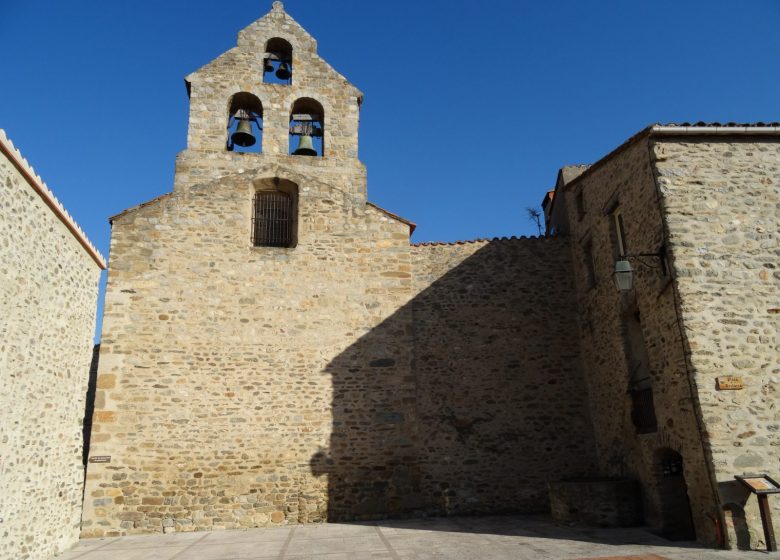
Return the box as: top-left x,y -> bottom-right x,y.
412,235 -> 549,247
661,121 -> 780,127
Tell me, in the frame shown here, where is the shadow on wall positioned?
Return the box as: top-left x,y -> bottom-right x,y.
82,344 -> 100,467
719,481 -> 754,550
312,239 -> 599,522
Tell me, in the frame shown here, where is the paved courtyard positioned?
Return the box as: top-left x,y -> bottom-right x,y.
57,515 -> 779,560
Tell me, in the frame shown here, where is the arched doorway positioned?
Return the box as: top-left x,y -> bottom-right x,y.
655,448 -> 696,540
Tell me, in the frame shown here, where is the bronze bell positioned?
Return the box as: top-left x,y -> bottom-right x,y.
292,135 -> 317,156
275,62 -> 291,80
263,58 -> 274,73
231,119 -> 256,148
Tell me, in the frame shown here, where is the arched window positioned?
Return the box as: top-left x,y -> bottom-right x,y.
227,92 -> 263,153
263,38 -> 293,85
289,98 -> 324,157
252,179 -> 298,248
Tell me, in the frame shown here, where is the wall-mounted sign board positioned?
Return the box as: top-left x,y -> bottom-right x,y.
89,455 -> 111,464
717,376 -> 744,390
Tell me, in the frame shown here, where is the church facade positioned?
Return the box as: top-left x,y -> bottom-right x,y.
81,2 -> 780,550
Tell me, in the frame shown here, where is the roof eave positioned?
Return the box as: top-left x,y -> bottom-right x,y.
366,201 -> 416,235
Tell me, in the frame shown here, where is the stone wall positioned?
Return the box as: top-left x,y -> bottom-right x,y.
559,137 -> 721,544
82,154 -> 600,535
651,137 -> 780,549
81,164 -> 416,536
79,1 -> 779,547
0,133 -> 103,559
411,239 -> 598,515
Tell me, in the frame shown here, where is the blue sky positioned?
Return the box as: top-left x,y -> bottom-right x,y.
1,0 -> 779,252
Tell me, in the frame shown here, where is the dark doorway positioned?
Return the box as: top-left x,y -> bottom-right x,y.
655,448 -> 696,540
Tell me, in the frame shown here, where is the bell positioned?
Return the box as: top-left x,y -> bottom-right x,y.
263,58 -> 274,73
275,62 -> 291,80
292,134 -> 317,156
231,119 -> 256,148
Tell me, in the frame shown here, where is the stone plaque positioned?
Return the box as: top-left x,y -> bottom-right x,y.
89,455 -> 111,464
717,376 -> 744,390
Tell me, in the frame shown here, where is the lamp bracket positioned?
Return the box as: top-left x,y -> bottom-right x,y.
620,248 -> 666,260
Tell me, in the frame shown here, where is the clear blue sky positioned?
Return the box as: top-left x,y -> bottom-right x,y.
2,0 -> 779,250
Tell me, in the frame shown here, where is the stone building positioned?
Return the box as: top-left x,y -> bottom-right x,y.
543,124 -> 780,549
0,130 -> 105,560
81,1 -> 779,551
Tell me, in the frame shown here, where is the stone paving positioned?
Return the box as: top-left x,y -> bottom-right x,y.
56,515 -> 780,560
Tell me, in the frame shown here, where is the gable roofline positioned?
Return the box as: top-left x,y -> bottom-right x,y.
0,129 -> 106,270
185,2 -> 363,100
366,201 -> 416,235
545,122 -> 780,223
109,193 -> 173,223
562,122 -> 780,193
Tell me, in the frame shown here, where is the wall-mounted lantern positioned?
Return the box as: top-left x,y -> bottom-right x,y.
613,247 -> 667,293
613,259 -> 634,292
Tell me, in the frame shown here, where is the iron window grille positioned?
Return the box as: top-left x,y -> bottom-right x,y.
252,191 -> 294,247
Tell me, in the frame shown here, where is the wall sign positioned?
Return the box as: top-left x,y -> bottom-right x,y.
736,474 -> 780,552
89,456 -> 111,464
717,376 -> 744,390
737,474 -> 780,495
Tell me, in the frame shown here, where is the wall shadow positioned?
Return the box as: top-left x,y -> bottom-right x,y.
314,239 -> 600,523
82,344 -> 100,467
719,481 -> 753,550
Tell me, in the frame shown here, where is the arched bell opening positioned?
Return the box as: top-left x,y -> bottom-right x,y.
289,98 -> 324,157
654,448 -> 696,541
227,92 -> 263,153
263,37 -> 293,85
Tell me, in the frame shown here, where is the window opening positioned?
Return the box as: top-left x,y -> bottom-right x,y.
289,98 -> 324,157
613,209 -> 628,256
625,310 -> 658,434
631,387 -> 658,434
263,38 -> 292,85
576,190 -> 586,220
227,92 -> 263,153
253,191 -> 294,247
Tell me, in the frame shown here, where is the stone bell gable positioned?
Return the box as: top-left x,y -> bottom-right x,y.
179,0 -> 364,194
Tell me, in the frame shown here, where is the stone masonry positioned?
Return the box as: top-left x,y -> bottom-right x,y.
81,2 -> 598,539
654,137 -> 780,549
79,1 -> 780,552
547,126 -> 780,549
0,130 -> 105,560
